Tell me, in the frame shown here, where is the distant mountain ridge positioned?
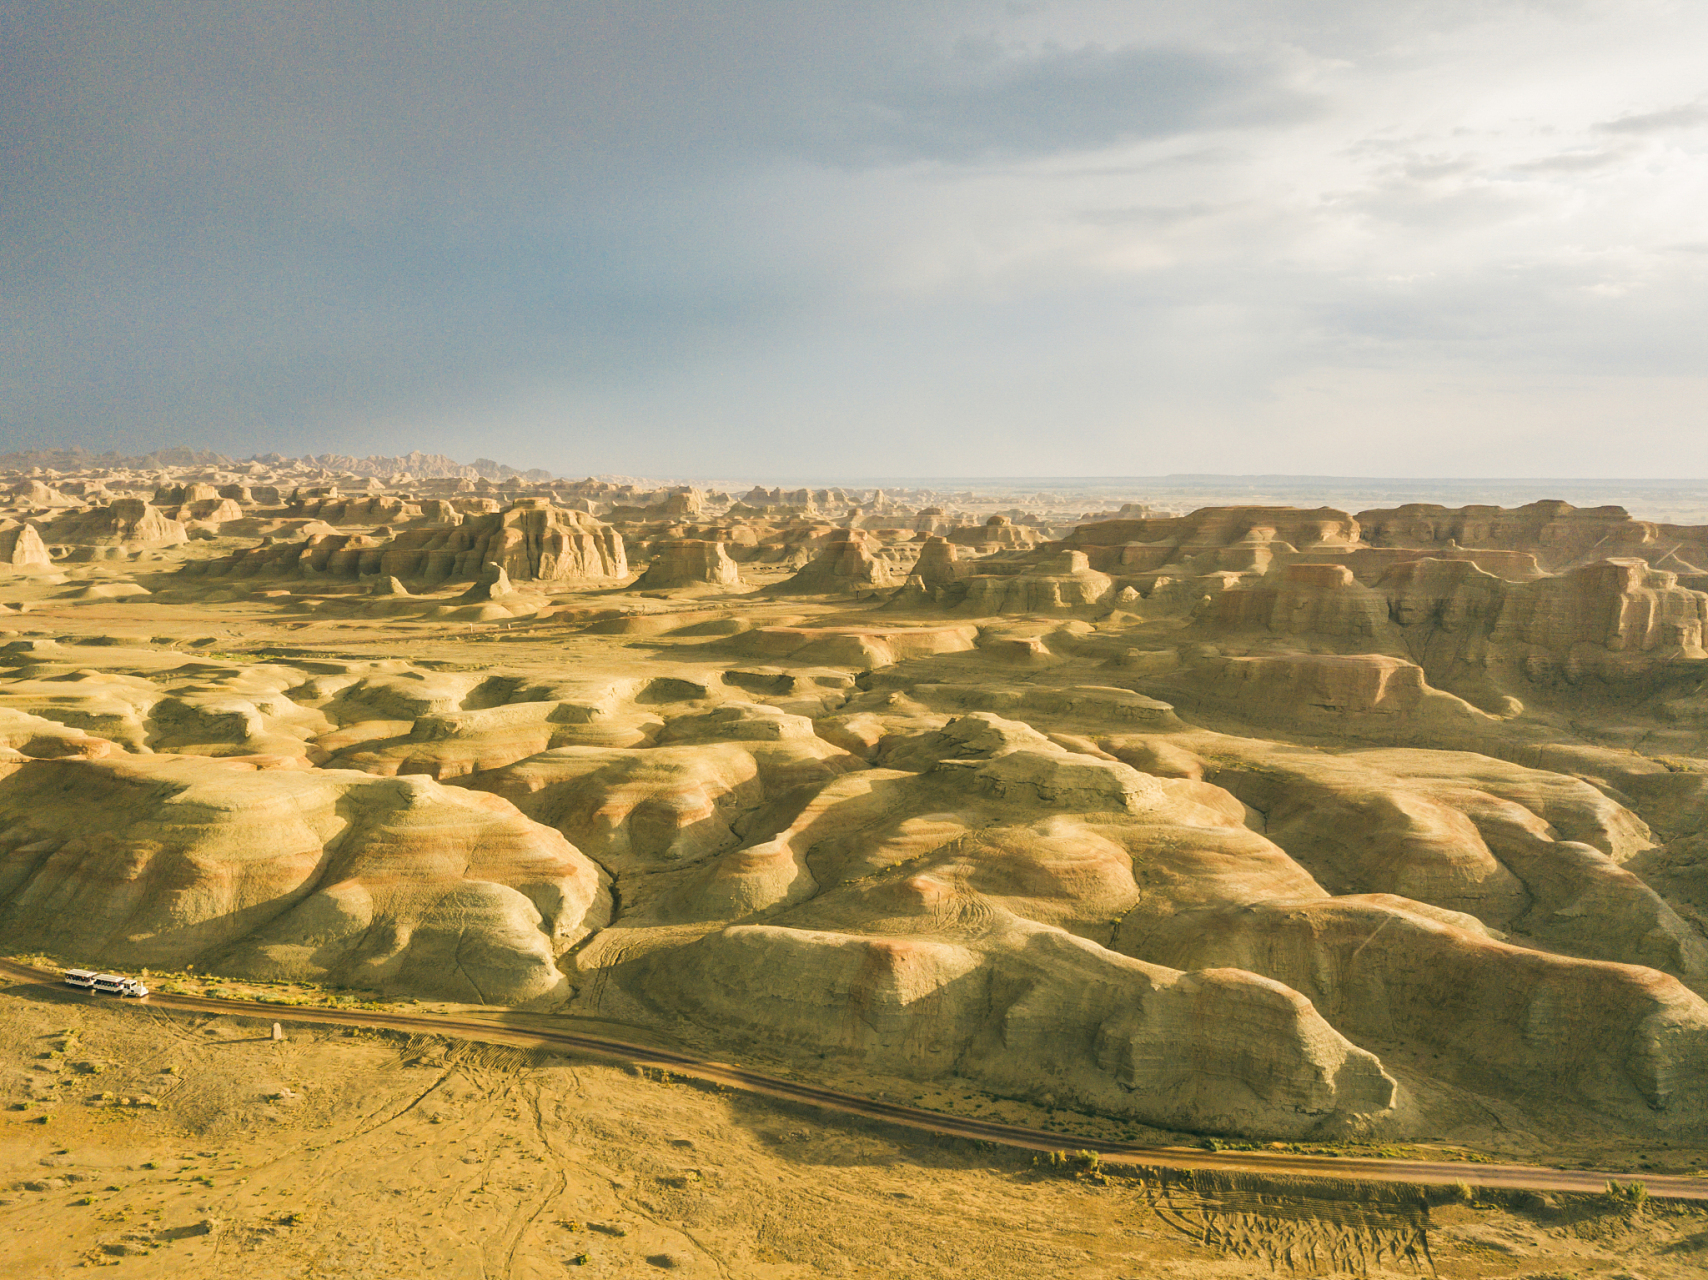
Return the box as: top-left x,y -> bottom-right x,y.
269,451 -> 554,481
0,446 -> 237,471
0,446 -> 553,482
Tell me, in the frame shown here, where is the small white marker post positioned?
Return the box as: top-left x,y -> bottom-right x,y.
272,1022 -> 283,1042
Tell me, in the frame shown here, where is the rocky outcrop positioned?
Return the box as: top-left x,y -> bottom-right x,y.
1358,500 -> 1708,573
1130,895 -> 1708,1129
0,522 -> 50,569
738,486 -> 824,514
1187,552 -> 1708,685
289,494 -> 426,525
947,515 -> 1043,551
956,550 -> 1114,615
1207,562 -> 1388,638
737,624 -> 978,669
159,496 -> 245,526
1349,747 -> 1704,977
1152,652 -> 1501,738
0,755 -> 607,1002
1489,558 -> 1708,677
447,498 -> 627,583
1113,735 -> 1705,980
0,707 -> 118,758
770,530 -> 897,594
457,564 -> 517,602
578,713 -> 1405,1138
640,917 -> 1397,1139
471,742 -> 771,870
1376,556 -> 1510,634
5,480 -> 70,507
1064,506 -> 1361,573
633,539 -> 742,589
181,531 -> 387,580
886,535 -> 969,607
46,499 -> 186,548
153,482 -> 222,506
911,535 -> 966,591
181,499 -> 626,586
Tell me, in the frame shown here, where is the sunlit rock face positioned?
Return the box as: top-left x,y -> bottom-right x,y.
1489,558 -> 1708,674
633,539 -> 742,589
770,529 -> 897,593
375,500 -> 627,584
179,499 -> 627,586
47,499 -> 187,549
0,755 -> 605,1002
0,522 -> 50,569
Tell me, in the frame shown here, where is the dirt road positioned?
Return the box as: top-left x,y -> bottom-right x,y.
4,958 -> 1700,1201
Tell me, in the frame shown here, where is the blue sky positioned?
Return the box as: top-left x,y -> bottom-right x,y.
4,1 -> 1706,477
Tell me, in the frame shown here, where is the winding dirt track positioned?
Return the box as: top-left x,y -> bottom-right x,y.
5,959 -> 1702,1201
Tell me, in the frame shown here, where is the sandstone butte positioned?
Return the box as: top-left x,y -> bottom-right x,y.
3,465 -> 1708,1153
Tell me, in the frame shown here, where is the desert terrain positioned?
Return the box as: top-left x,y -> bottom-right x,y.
3,451 -> 1708,1275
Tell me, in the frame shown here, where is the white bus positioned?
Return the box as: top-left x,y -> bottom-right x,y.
66,971 -> 149,998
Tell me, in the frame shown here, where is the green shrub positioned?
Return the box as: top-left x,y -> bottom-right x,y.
1038,1149 -> 1103,1176
1605,1179 -> 1648,1210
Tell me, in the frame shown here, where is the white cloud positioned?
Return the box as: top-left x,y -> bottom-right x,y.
1596,99 -> 1708,134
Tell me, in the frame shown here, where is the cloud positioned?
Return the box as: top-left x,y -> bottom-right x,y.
1341,173 -> 1535,232
1076,201 -> 1225,227
1595,100 -> 1708,134
1508,148 -> 1630,174
820,42 -> 1315,165
3,1 -> 1708,476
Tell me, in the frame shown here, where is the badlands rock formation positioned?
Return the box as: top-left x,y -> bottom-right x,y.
47,498 -> 187,551
183,495 -> 626,587
771,529 -> 898,594
0,755 -> 605,1002
2,460 -> 1708,1150
0,522 -> 50,569
633,538 -> 742,589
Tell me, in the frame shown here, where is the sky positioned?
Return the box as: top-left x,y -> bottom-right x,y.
4,0 -> 1707,479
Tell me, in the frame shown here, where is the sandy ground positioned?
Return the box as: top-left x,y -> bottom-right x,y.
3,994 -> 1706,1280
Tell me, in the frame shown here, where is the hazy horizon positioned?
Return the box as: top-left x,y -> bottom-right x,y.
10,442 -> 1708,487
